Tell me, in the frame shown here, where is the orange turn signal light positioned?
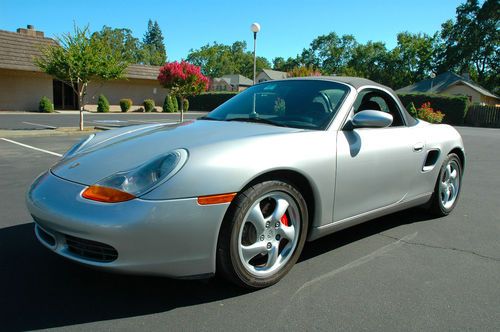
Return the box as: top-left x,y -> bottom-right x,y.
82,185 -> 136,203
197,193 -> 237,205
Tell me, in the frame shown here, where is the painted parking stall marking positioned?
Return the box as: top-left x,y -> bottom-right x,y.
21,122 -> 57,129
0,138 -> 62,157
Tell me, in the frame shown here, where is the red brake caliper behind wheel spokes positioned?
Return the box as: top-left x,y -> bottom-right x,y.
281,212 -> 289,226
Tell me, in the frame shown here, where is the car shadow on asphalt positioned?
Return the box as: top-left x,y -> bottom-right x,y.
299,207 -> 434,262
0,208 -> 434,331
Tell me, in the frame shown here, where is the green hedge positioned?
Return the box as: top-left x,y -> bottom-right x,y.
187,92 -> 238,112
397,93 -> 469,125
38,96 -> 54,113
120,98 -> 133,112
97,94 -> 110,113
143,99 -> 155,112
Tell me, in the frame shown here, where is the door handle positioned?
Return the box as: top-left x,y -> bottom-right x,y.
413,142 -> 424,152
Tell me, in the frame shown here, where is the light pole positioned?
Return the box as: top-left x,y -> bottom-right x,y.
250,22 -> 261,85
430,72 -> 436,90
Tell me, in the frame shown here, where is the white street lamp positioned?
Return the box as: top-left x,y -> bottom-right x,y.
430,72 -> 436,90
250,22 -> 261,84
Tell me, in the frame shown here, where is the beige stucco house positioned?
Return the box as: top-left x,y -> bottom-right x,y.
397,71 -> 500,106
256,69 -> 287,83
0,25 -> 168,111
209,74 -> 253,92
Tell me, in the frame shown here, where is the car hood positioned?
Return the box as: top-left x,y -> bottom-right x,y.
52,120 -> 302,185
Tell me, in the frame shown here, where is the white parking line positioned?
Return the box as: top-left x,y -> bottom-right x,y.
0,138 -> 62,157
22,122 -> 57,129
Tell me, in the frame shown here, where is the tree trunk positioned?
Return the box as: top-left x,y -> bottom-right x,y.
79,89 -> 84,131
180,96 -> 184,123
78,82 -> 87,131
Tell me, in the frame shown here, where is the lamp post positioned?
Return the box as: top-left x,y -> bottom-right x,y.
430,72 -> 436,90
250,22 -> 261,85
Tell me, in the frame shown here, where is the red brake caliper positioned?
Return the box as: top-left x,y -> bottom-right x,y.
280,213 -> 289,226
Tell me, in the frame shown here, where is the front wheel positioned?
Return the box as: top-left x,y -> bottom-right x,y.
428,153 -> 462,216
217,180 -> 308,289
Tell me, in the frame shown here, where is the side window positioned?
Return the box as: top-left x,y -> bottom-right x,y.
354,89 -> 405,127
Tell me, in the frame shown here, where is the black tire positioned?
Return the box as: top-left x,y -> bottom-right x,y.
428,153 -> 462,216
216,180 -> 308,289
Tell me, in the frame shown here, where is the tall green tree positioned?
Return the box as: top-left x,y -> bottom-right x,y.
391,32 -> 438,87
92,26 -> 142,63
437,0 -> 499,92
35,26 -> 128,130
300,32 -> 358,74
346,41 -> 390,83
187,41 -> 271,78
142,19 -> 167,65
272,56 -> 301,72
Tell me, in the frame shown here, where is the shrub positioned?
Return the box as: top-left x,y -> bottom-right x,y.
406,102 -> 417,118
398,93 -> 468,125
97,94 -> 110,113
163,95 -> 175,113
287,66 -> 321,77
119,98 -> 133,112
187,92 -> 238,112
413,102 -> 444,123
182,98 -> 189,112
172,95 -> 179,112
38,96 -> 54,113
143,99 -> 155,112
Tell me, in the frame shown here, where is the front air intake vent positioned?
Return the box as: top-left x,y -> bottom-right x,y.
35,224 -> 56,247
65,235 -> 118,262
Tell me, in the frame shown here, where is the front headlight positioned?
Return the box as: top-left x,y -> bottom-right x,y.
63,134 -> 95,159
82,149 -> 188,203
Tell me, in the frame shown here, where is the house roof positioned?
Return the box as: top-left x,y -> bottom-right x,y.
0,28 -> 160,80
396,71 -> 499,99
126,64 -> 161,80
221,74 -> 253,86
261,69 -> 287,80
0,29 -> 56,72
211,77 -> 232,86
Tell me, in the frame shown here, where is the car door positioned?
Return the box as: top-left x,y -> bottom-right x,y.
333,89 -> 425,222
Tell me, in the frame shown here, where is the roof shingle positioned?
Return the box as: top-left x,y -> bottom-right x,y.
396,71 -> 499,99
0,29 -> 161,80
0,29 -> 56,71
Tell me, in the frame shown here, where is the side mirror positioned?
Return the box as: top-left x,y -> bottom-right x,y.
351,110 -> 393,128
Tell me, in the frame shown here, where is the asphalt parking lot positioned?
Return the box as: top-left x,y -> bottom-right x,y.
0,111 -> 204,130
0,126 -> 499,331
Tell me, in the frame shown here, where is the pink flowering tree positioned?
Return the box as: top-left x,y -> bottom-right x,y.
157,61 -> 209,122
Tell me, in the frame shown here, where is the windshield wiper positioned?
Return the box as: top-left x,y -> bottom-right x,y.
226,117 -> 289,127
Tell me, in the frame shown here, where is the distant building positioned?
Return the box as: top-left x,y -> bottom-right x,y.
209,74 -> 253,92
256,69 -> 287,83
397,71 -> 500,106
0,25 -> 167,111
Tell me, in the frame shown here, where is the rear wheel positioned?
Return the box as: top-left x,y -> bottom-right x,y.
428,153 -> 462,216
217,180 -> 308,289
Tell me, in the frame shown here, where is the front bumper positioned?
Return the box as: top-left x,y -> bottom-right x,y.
26,171 -> 230,278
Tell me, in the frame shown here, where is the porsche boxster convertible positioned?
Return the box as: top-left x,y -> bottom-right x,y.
27,77 -> 465,288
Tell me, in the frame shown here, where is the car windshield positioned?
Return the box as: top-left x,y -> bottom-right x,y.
202,80 -> 350,130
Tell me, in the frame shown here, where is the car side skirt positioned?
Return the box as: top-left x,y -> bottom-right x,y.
307,192 -> 432,241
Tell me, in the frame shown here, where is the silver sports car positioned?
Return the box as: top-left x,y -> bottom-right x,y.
27,77 -> 465,288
